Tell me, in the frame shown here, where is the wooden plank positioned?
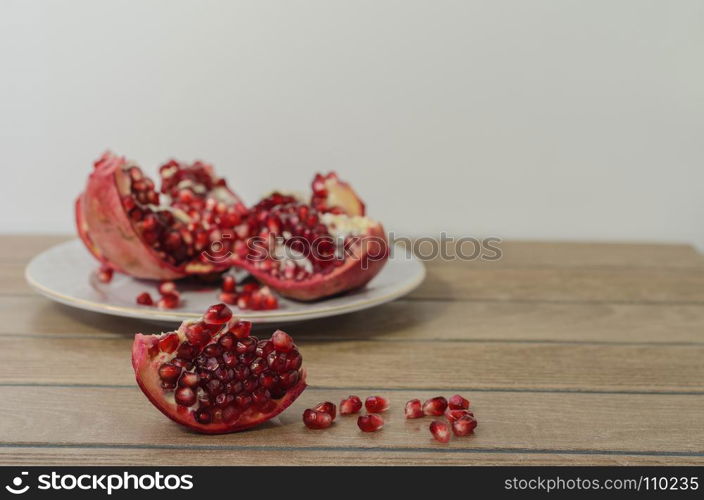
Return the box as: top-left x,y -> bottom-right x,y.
0,235 -> 70,262
1,447 -> 701,466
1,446 -> 701,466
411,265 -> 704,303
0,337 -> 701,392
4,296 -> 704,345
0,387 -> 701,457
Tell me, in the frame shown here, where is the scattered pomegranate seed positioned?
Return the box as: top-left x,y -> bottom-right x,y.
313,401 -> 337,420
365,395 -> 389,413
340,395 -> 363,415
429,421 -> 451,443
303,409 -> 333,429
157,291 -> 180,309
97,266 -> 113,283
203,303 -> 233,324
445,409 -> 474,422
221,275 -> 236,293
451,415 -> 477,436
357,414 -> 384,432
158,280 -> 177,295
404,399 -> 424,419
448,394 -> 470,410
136,292 -> 154,306
219,292 -> 238,305
423,396 -> 448,416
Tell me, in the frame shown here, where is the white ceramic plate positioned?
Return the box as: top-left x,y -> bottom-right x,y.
25,239 -> 425,324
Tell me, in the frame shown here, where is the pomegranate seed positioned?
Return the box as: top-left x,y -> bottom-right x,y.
158,363 -> 181,382
178,372 -> 199,388
365,395 -> 389,413
219,292 -> 238,305
445,409 -> 474,422
222,275 -> 236,293
203,303 -> 233,324
357,414 -> 384,432
158,332 -> 179,353
157,292 -> 180,309
404,399 -> 423,419
175,387 -> 196,406
158,281 -> 177,295
97,266 -> 113,283
313,401 -> 337,420
229,321 -> 252,338
271,330 -> 293,352
452,415 -> 477,436
136,292 -> 154,306
303,409 -> 333,429
423,396 -> 448,416
448,394 -> 470,410
430,421 -> 451,443
340,395 -> 363,415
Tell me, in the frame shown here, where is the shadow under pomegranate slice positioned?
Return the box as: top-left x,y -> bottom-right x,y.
132,303 -> 307,434
75,151 -> 245,280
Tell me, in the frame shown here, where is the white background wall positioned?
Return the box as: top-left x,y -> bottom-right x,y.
1,0 -> 703,248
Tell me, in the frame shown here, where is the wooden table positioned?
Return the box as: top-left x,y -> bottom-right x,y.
1,235 -> 703,465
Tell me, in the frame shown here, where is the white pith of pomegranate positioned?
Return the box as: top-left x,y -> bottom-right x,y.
311,172 -> 366,216
131,303 -> 307,434
232,187 -> 389,301
76,152 -> 245,280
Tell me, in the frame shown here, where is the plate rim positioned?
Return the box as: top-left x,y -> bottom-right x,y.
25,239 -> 426,323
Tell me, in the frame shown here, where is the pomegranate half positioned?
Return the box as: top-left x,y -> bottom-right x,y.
132,303 -> 307,433
76,152 -> 245,280
231,173 -> 389,301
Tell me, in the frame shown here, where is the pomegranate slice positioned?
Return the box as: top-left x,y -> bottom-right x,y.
311,172 -> 366,216
76,152 -> 245,280
131,303 -> 307,434
232,174 -> 388,301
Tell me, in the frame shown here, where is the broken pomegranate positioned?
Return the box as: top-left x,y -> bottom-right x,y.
429,421 -> 451,443
365,395 -> 389,413
423,396 -> 448,416
404,399 -> 424,419
357,414 -> 384,432
340,395 -> 363,415
76,152 -> 245,280
131,303 -> 306,433
232,173 -> 388,301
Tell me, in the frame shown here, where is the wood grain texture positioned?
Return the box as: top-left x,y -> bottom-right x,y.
0,387 -> 701,456
2,448 -> 702,466
0,235 -> 703,466
0,336 -> 702,392
4,296 -> 704,345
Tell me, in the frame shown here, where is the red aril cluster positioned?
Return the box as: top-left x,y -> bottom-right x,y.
302,401 -> 337,430
132,303 -> 306,433
218,277 -> 279,311
404,394 -> 477,443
